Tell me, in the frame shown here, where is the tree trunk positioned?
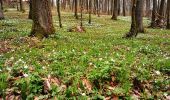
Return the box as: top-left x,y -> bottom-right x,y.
145,0 -> 151,17
157,0 -> 165,26
57,0 -> 62,28
80,0 -> 83,27
125,0 -> 137,38
111,0 -> 118,20
74,0 -> 78,19
151,0 -> 157,27
88,0 -> 92,24
0,0 -> 4,20
123,0 -> 126,16
167,0 -> 170,29
0,0 -> 3,10
30,0 -> 55,38
28,0 -> 32,19
135,0 -> 144,33
19,0 -> 24,11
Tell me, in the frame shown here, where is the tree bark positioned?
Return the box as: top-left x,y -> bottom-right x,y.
28,0 -> 32,19
157,0 -> 165,26
0,0 -> 4,20
88,0 -> 92,24
125,0 -> 137,38
123,0 -> 126,16
167,0 -> 170,29
151,0 -> 157,27
80,0 -> 83,27
135,0 -> 144,33
111,0 -> 118,20
30,0 -> 55,38
19,0 -> 24,11
57,0 -> 62,28
74,0 -> 78,19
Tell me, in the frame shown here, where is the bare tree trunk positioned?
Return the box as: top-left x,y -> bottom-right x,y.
123,0 -> 126,16
88,0 -> 92,24
167,0 -> 170,29
125,0 -> 137,38
19,0 -> 24,11
151,0 -> 157,27
0,0 -> 3,10
111,0 -> 118,20
80,0 -> 83,27
0,0 -> 4,20
74,0 -> 78,19
57,0 -> 62,28
135,0 -> 144,33
30,0 -> 55,38
28,0 -> 32,19
157,0 -> 165,26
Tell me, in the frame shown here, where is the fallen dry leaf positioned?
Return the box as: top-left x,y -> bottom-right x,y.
82,78 -> 92,92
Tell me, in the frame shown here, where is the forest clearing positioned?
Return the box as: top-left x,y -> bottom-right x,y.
0,0 -> 170,99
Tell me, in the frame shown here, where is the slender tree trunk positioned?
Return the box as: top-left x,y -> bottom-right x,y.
145,0 -> 151,17
0,0 -> 3,10
157,0 -> 165,26
30,0 -> 55,38
74,0 -> 78,19
135,0 -> 144,33
167,0 -> 170,29
151,0 -> 157,27
19,0 -> 24,11
123,0 -> 126,16
0,0 -> 4,20
88,0 -> 92,24
57,0 -> 62,28
111,0 -> 118,20
80,0 -> 83,27
125,0 -> 137,38
28,0 -> 32,19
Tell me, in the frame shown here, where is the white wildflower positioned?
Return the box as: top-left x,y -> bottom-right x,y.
83,51 -> 87,54
111,58 -> 115,62
42,66 -> 45,69
89,62 -> 93,66
155,71 -> 161,75
82,93 -> 86,96
6,67 -> 11,71
24,65 -> 28,69
23,73 -> 29,77
105,61 -> 109,64
99,58 -> 103,61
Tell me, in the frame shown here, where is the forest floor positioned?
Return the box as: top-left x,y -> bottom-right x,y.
0,10 -> 170,99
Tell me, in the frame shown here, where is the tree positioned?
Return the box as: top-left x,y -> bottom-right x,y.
157,0 -> 165,26
0,0 -> 4,20
135,0 -> 144,33
74,0 -> 78,19
88,0 -> 92,24
151,0 -> 157,27
57,0 -> 62,28
111,0 -> 118,20
30,0 -> 55,38
28,0 -> 32,19
80,0 -> 83,27
125,0 -> 137,38
167,0 -> 170,29
0,0 -> 3,10
19,0 -> 24,11
123,0 -> 126,16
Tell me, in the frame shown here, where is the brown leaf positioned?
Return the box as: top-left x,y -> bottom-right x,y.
50,77 -> 61,86
82,78 -> 92,92
43,79 -> 51,93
